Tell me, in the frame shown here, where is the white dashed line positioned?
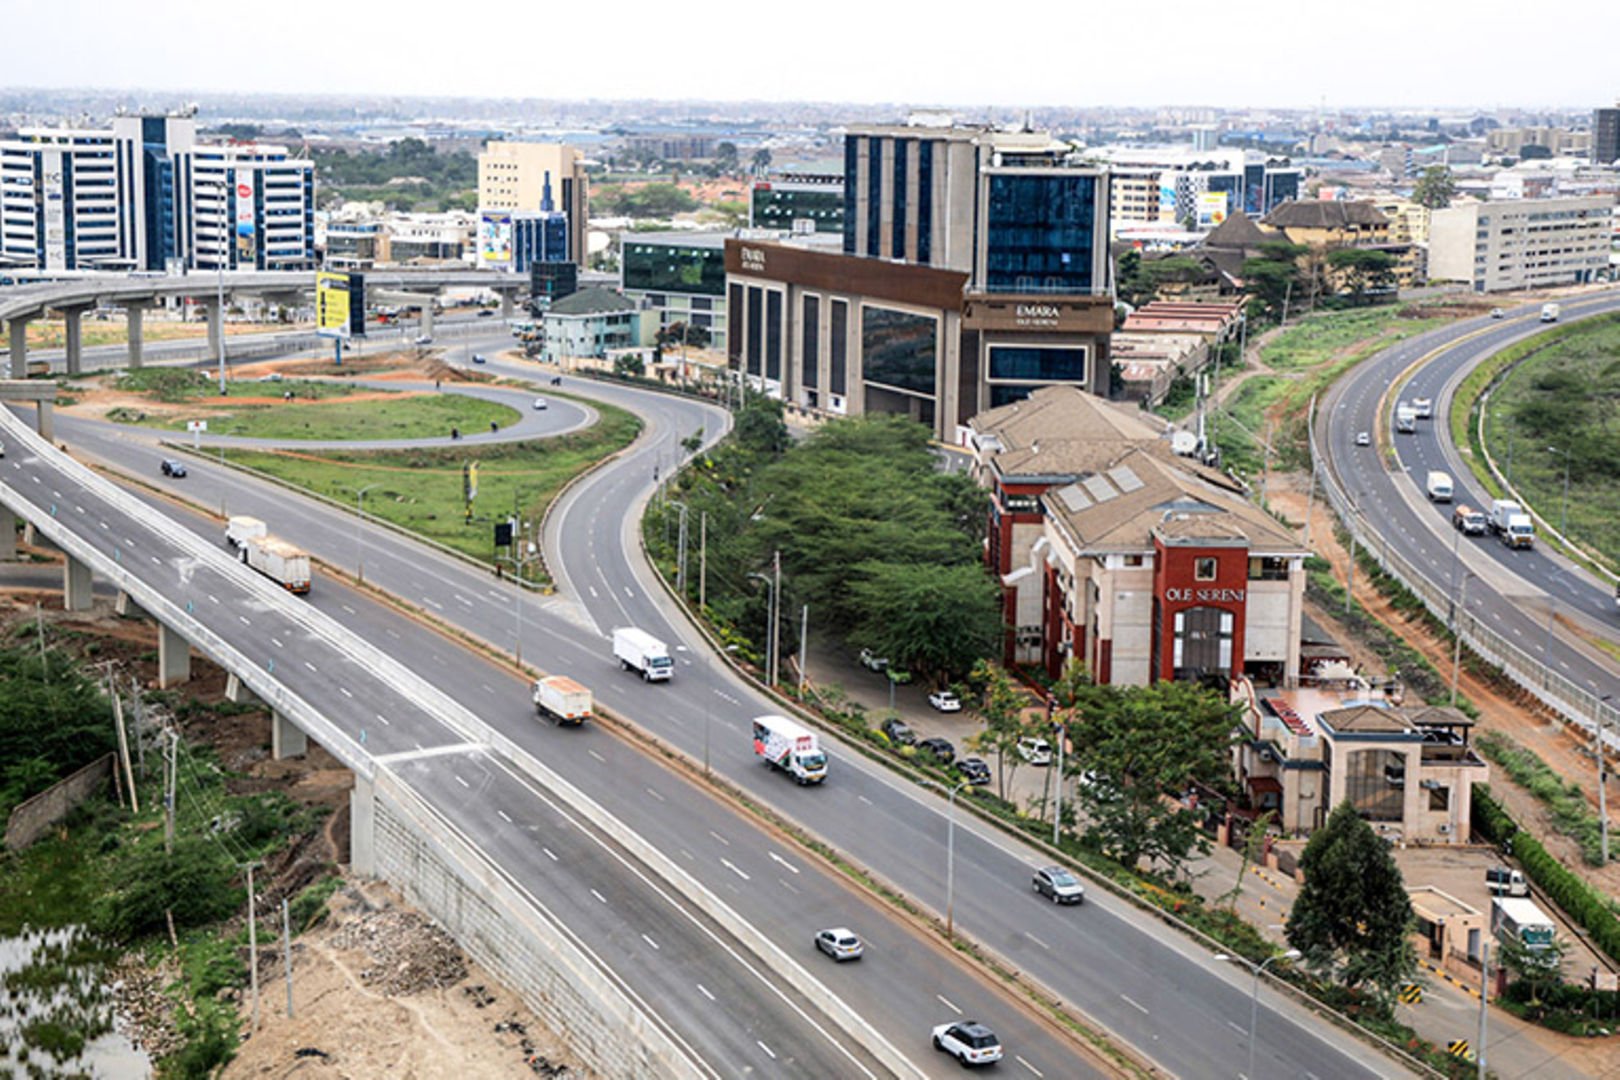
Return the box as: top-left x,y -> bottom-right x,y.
483,683 -> 496,695
1228,1021 -> 1247,1035
149,555 -> 161,564
375,713 -> 391,726
339,687 -> 353,698
937,994 -> 961,1014
385,628 -> 400,638
696,983 -> 715,1002
588,585 -> 598,598
708,830 -> 730,846
857,795 -> 873,806
341,604 -> 356,615
1016,1057 -> 1045,1078
641,933 -> 660,951
756,1041 -> 775,1061
1024,931 -> 1050,950
455,774 -> 469,788
497,810 -> 512,824
272,638 -> 284,648
207,594 -> 218,604
623,586 -> 634,598
587,749 -> 605,763
778,879 -> 800,895
645,787 -> 665,802
238,615 -> 250,625
542,847 -> 557,861
304,661 -> 318,673
1121,994 -> 1150,1015
590,888 -> 606,904
720,858 -> 750,881
768,851 -> 800,875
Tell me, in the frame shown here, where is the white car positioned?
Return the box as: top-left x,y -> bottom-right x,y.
1355,431 -> 1371,447
1490,307 -> 1505,319
932,1021 -> 1003,1067
858,648 -> 888,672
814,927 -> 863,961
532,397 -> 548,410
927,690 -> 962,712
1016,736 -> 1052,765
413,334 -> 433,345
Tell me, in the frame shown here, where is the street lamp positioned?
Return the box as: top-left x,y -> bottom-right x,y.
1449,571 -> 1476,707
498,527 -> 542,669
202,178 -> 230,395
1547,445 -> 1571,540
355,483 -> 380,584
922,779 -> 972,940
1213,948 -> 1302,1080
748,570 -> 777,687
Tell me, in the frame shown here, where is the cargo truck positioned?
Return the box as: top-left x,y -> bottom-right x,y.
225,516 -> 311,593
1425,471 -> 1453,502
1491,896 -> 1556,951
612,626 -> 674,682
1541,302 -> 1561,323
1395,403 -> 1417,434
1488,499 -> 1536,549
752,714 -> 827,784
532,675 -> 592,726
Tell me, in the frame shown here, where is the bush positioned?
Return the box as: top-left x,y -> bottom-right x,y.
93,837 -> 239,942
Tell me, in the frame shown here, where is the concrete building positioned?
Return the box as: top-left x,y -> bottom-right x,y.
1,125 -> 128,270
748,174 -> 844,235
620,231 -> 732,353
1596,104 -> 1620,166
540,286 -> 657,364
1261,199 -> 1416,289
178,141 -> 315,271
1428,195 -> 1614,292
968,385 -> 1308,684
1099,150 -> 1302,235
477,140 -> 588,265
1485,127 -> 1591,161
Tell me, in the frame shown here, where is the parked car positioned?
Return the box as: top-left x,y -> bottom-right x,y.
927,690 -> 961,712
471,353 -> 487,364
958,757 -> 992,786
814,927 -> 863,962
917,737 -> 955,765
1032,865 -> 1085,904
160,458 -> 187,478
1016,736 -> 1052,765
932,1021 -> 1003,1068
858,648 -> 889,672
532,397 -> 548,410
881,717 -> 916,746
1355,431 -> 1371,447
1486,866 -> 1529,897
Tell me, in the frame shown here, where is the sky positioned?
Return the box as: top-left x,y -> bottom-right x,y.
6,0 -> 1619,111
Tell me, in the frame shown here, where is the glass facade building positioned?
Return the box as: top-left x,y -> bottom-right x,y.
861,306 -> 937,396
621,232 -> 730,352
750,177 -> 844,234
984,173 -> 1099,293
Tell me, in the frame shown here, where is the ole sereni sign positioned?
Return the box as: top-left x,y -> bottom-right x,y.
1014,303 -> 1060,327
1164,587 -> 1246,604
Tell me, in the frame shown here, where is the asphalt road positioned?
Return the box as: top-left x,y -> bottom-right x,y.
1320,290 -> 1620,738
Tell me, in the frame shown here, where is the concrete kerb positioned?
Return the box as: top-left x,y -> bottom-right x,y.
636,458 -> 1441,1080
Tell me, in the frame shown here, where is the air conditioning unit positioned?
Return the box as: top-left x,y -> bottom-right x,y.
1437,823 -> 1453,835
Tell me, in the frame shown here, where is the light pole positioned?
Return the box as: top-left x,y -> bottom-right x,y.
1214,948 -> 1302,1080
748,570 -> 777,687
922,779 -> 972,940
1547,445 -> 1571,540
499,527 -> 541,669
1600,694 -> 1612,865
1450,571 -> 1475,707
203,178 -> 230,395
355,483 -> 379,585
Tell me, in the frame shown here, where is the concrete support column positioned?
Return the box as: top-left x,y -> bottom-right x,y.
63,553 -> 93,611
35,401 -> 52,442
0,506 -> 15,561
8,317 -> 28,379
125,302 -> 146,369
349,774 -> 376,876
114,590 -> 146,618
224,672 -> 262,706
420,304 -> 434,338
157,622 -> 191,687
62,306 -> 84,376
207,299 -> 224,366
271,711 -> 308,760
500,291 -> 515,319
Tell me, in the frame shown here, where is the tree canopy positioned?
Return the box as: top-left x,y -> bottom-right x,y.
1412,166 -> 1457,210
0,642 -> 116,818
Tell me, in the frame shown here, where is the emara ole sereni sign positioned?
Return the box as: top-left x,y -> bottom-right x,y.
1014,303 -> 1060,327
1164,587 -> 1246,604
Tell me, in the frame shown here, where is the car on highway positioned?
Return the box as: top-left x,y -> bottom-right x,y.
814,927 -> 863,961
881,717 -> 916,746
160,458 -> 187,478
477,308 -> 495,317
958,757 -> 992,786
932,1021 -> 1003,1067
472,353 -> 487,364
1032,865 -> 1085,904
917,737 -> 955,765
413,334 -> 433,345
1017,736 -> 1052,765
0,441 -> 5,457
858,647 -> 888,672
532,397 -> 548,410
1491,307 -> 1505,319
1355,431 -> 1371,447
927,689 -> 961,712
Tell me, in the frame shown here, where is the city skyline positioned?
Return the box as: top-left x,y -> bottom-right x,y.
5,0 -> 1620,112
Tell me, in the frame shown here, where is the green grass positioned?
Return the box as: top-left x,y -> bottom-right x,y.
144,391 -> 519,441
222,397 -> 641,577
1476,732 -> 1606,865
1262,306 -> 1427,372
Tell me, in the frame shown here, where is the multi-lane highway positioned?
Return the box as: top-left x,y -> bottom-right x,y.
1320,289 -> 1620,736
7,324 -> 1410,1079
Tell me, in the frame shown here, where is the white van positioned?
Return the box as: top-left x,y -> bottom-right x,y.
1425,471 -> 1453,502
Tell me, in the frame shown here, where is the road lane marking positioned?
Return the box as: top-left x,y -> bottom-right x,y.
588,585 -> 598,598
454,593 -> 473,607
238,615 -> 250,625
207,594 -> 218,604
375,713 -> 391,726
385,628 -> 400,638
1024,931 -> 1051,950
1228,1021 -> 1246,1035
768,851 -> 800,874
623,586 -> 634,598
646,787 -> 665,802
497,810 -> 512,823
542,847 -> 557,861
778,878 -> 800,894
857,795 -> 873,806
697,983 -> 715,1002
756,1041 -> 775,1060
720,858 -> 750,881
150,555 -> 161,564
641,933 -> 660,951
590,888 -> 606,904
272,638 -> 284,648
339,687 -> 353,698
422,597 -> 443,610
1121,994 -> 1150,1015
454,774 -> 469,788
340,604 -> 356,614
937,994 -> 961,1014
482,683 -> 496,695
708,830 -> 730,846
1016,1057 -> 1045,1078
587,749 -> 606,763
304,661 -> 318,673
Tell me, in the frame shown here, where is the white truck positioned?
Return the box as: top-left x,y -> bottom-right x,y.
1488,499 -> 1535,549
752,714 -> 827,785
225,516 -> 311,594
612,626 -> 674,682
1425,471 -> 1454,502
1540,302 -> 1561,323
1491,896 -> 1556,951
532,675 -> 592,726
1394,403 -> 1418,434
1411,397 -> 1434,419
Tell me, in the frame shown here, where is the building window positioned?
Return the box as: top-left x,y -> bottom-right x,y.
746,286 -> 763,377
917,140 -> 933,265
861,306 -> 936,396
892,139 -> 907,258
843,137 -> 857,255
987,345 -> 1088,383
830,299 -> 848,395
867,139 -> 882,258
985,173 -> 1097,293
727,283 -> 743,367
1429,785 -> 1451,813
802,294 -> 819,390
1195,557 -> 1218,582
1123,554 -> 1144,567
1248,557 -> 1289,581
765,290 -> 783,382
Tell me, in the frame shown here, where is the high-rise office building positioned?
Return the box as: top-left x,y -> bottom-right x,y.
748,174 -> 844,234
477,140 -> 588,266
178,141 -> 315,271
1595,104 -> 1620,166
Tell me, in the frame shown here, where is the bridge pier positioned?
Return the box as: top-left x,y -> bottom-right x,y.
62,553 -> 93,611
35,400 -> 53,441
114,590 -> 146,618
62,305 -> 88,376
349,774 -> 375,876
125,302 -> 145,369
206,299 -> 224,370
419,304 -> 434,339
157,622 -> 191,687
224,672 -> 262,706
0,506 -> 14,561
500,291 -> 515,320
7,317 -> 28,379
271,711 -> 308,759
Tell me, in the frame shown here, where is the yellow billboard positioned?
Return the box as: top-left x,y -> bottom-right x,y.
316,271 -> 351,339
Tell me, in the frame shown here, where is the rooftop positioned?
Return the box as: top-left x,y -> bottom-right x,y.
546,286 -> 637,317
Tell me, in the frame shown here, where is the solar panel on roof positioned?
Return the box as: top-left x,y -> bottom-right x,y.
1081,474 -> 1117,503
1108,465 -> 1144,493
1055,483 -> 1092,512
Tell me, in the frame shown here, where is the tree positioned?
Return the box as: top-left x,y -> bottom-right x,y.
751,148 -> 773,174
1412,165 -> 1456,210
1242,241 -> 1307,319
849,564 -> 1003,683
1326,249 -> 1398,305
612,353 -> 645,378
1063,680 -> 1237,877
965,661 -> 1030,799
1285,801 -> 1417,1003
1497,932 -> 1569,1012
715,142 -> 740,173
734,396 -> 789,455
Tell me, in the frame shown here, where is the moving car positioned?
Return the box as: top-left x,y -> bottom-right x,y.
1452,504 -> 1488,535
1491,307 -> 1505,319
1017,736 -> 1052,765
532,397 -> 548,410
958,757 -> 992,786
932,1021 -> 1003,1067
881,717 -> 916,746
814,927 -> 863,961
927,690 -> 962,712
858,648 -> 888,672
471,353 -> 487,364
1355,431 -> 1371,447
1032,865 -> 1085,904
413,334 -> 433,345
160,458 -> 187,478
917,737 -> 955,766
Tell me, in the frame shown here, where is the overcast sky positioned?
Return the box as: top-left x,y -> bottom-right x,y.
6,0 -> 1618,111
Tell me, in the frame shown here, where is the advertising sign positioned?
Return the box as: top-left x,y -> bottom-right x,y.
315,271 -> 351,339
1196,191 -> 1230,229
42,149 -> 66,268
479,212 -> 513,265
234,177 -> 257,263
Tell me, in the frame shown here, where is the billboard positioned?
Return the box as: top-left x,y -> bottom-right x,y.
315,271 -> 351,339
479,211 -> 513,265
1196,191 -> 1230,229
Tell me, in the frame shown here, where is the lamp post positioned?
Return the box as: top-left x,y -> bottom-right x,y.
748,569 -> 778,687
1213,948 -> 1302,1080
1450,571 -> 1475,707
355,483 -> 379,585
1547,445 -> 1571,540
1600,694 -> 1612,866
499,527 -> 541,669
922,779 -> 972,940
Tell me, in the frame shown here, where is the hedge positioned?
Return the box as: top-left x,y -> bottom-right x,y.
1472,787 -> 1620,965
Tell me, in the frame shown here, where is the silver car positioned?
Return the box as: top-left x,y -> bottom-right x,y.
814,927 -> 863,961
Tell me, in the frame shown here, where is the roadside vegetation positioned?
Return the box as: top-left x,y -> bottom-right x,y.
137,392 -> 516,442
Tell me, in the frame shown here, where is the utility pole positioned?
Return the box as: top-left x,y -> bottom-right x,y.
1052,718 -> 1066,845
282,897 -> 295,1018
164,730 -> 178,854
130,676 -> 146,778
1600,696 -> 1612,866
1260,420 -> 1274,505
1450,574 -> 1472,707
246,862 -> 261,1032
676,501 -> 689,596
112,692 -> 139,814
699,511 -> 708,611
1477,939 -> 1490,1080
798,604 -> 809,696
771,549 -> 782,689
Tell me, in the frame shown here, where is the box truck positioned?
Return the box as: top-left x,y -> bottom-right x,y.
1395,403 -> 1418,434
612,626 -> 674,681
752,714 -> 827,784
1425,471 -> 1454,502
1540,302 -> 1561,323
225,516 -> 311,593
1492,896 -> 1556,951
532,675 -> 592,726
1489,499 -> 1535,549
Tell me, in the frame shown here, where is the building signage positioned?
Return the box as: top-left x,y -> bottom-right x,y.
739,246 -> 767,273
479,211 -> 513,265
1164,587 -> 1246,604
1014,303 -> 1060,327
315,271 -> 351,340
